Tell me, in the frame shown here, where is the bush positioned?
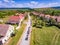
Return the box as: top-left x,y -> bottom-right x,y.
56,23 -> 60,28
36,25 -> 42,28
11,32 -> 16,37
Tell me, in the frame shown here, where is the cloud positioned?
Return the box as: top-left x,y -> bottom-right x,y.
22,1 -> 60,8
3,0 -> 15,3
40,2 -> 60,8
30,1 -> 38,5
27,2 -> 60,8
0,0 -> 60,8
3,0 -> 10,2
23,1 -> 39,8
48,2 -> 59,7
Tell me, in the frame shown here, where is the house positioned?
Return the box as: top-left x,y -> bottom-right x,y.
16,13 -> 25,29
39,14 -> 45,17
0,24 -> 14,44
50,16 -> 60,22
6,15 -> 20,24
32,12 -> 39,15
44,15 -> 51,22
56,16 -> 60,23
45,15 -> 50,18
51,16 -> 57,20
19,13 -> 25,21
6,13 -> 24,25
6,13 -> 25,30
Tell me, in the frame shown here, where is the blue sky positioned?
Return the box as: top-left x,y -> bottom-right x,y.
0,0 -> 60,8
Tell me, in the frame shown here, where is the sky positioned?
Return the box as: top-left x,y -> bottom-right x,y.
0,0 -> 60,8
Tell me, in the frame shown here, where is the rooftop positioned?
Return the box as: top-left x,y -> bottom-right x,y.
7,14 -> 24,24
0,24 -> 9,36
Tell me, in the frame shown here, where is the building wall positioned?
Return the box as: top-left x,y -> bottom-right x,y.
2,25 -> 14,44
16,17 -> 24,30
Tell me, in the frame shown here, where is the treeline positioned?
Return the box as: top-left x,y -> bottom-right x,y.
0,9 -> 27,18
34,8 -> 60,16
31,14 -> 44,28
0,10 -> 17,18
31,13 -> 60,29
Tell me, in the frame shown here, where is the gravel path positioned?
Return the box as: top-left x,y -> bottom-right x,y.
17,13 -> 32,45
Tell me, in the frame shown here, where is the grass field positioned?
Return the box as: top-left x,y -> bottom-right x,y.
31,26 -> 60,45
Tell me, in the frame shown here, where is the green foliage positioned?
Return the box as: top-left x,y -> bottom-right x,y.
31,26 -> 60,45
33,8 -> 60,16
0,10 -> 16,18
31,15 -> 44,28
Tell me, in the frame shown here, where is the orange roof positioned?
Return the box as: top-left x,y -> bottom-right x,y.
8,14 -> 24,24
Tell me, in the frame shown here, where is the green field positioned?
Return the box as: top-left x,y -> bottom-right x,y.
31,26 -> 60,45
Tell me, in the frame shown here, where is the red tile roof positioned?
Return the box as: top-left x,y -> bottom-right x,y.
9,16 -> 20,22
32,12 -> 39,15
45,15 -> 50,17
49,16 -> 60,22
19,14 -> 24,19
0,24 -> 9,36
39,14 -> 45,17
51,16 -> 57,19
57,16 -> 60,22
8,14 -> 24,24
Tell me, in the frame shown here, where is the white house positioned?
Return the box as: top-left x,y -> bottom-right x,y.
6,13 -> 25,30
0,24 -> 14,45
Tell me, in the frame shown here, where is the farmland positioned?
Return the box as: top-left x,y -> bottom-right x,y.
31,26 -> 60,45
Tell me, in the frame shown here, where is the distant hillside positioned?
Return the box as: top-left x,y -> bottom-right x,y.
50,6 -> 60,9
0,7 -> 33,10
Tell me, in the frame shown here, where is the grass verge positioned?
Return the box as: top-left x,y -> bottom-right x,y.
8,23 -> 26,45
